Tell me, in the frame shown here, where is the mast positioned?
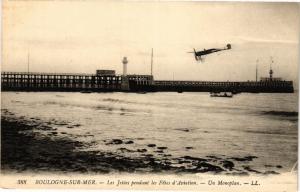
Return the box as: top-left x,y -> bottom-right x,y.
27,52 -> 30,73
151,48 -> 153,76
269,57 -> 273,80
256,59 -> 258,82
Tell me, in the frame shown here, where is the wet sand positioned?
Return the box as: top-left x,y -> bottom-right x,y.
1,109 -> 282,175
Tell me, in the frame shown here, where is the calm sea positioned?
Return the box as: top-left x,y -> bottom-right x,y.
1,92 -> 298,173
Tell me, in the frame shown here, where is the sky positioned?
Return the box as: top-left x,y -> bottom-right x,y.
2,1 -> 299,83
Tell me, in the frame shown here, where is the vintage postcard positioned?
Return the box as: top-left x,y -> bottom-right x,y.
1,1 -> 299,191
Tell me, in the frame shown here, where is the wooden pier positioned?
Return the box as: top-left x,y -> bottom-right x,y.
1,72 -> 154,92
1,72 -> 294,93
152,80 -> 294,93
1,72 -> 122,91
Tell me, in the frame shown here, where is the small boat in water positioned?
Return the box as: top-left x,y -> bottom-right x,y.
80,90 -> 92,94
210,92 -> 233,98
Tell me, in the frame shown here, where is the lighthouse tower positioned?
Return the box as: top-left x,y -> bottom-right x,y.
122,57 -> 128,76
121,56 -> 130,91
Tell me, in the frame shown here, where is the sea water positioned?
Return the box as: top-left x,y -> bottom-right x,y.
1,92 -> 298,173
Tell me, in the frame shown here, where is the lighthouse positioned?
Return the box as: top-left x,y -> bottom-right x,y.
122,57 -> 128,76
121,56 -> 130,91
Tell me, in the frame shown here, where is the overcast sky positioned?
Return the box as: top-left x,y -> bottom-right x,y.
2,1 -> 299,83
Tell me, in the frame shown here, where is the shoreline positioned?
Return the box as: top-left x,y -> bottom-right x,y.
1,109 -> 284,175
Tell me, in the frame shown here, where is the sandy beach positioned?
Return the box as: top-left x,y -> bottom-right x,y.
2,107 -> 287,175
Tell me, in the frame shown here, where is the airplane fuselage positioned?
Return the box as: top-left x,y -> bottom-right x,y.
195,48 -> 224,56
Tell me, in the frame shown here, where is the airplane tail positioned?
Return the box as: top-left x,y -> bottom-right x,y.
226,44 -> 231,49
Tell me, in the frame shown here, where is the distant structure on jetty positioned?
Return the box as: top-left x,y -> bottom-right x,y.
1,57 -> 294,93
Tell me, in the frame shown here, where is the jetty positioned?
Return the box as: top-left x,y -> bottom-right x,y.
1,71 -> 294,93
1,57 -> 294,93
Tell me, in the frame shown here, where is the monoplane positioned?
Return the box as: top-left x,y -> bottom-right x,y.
188,44 -> 231,61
